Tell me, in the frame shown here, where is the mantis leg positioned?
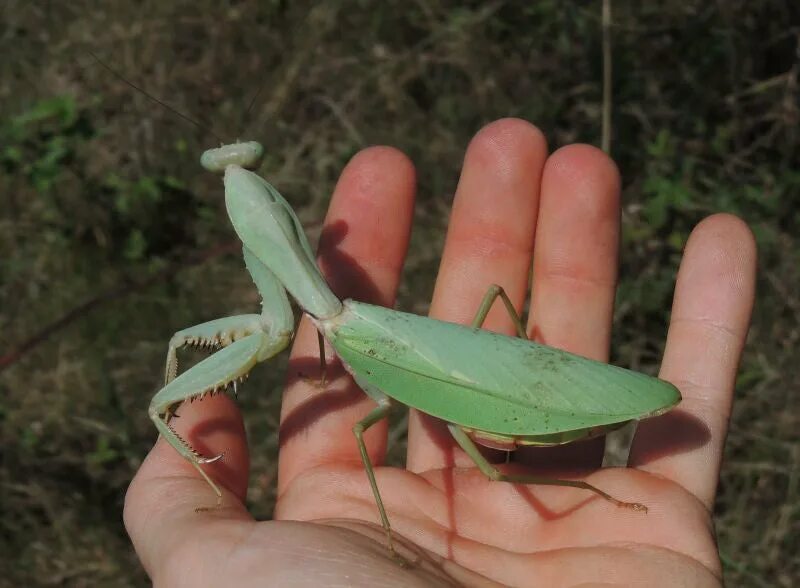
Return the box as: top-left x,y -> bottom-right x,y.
154,253 -> 294,501
151,329 -> 291,499
470,285 -> 526,464
471,284 -> 527,338
447,424 -> 647,511
164,314 -> 264,384
350,377 -> 398,552
162,247 -> 295,386
317,330 -> 327,384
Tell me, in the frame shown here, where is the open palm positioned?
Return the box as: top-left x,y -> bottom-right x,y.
126,119 -> 755,587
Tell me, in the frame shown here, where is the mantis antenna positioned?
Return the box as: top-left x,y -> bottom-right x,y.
88,51 -> 225,144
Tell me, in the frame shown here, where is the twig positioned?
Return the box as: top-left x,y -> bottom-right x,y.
601,0 -> 613,154
0,240 -> 239,371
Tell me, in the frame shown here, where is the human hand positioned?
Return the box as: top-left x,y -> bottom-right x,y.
125,119 -> 756,587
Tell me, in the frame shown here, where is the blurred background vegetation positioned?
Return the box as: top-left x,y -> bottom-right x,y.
1,1 -> 798,586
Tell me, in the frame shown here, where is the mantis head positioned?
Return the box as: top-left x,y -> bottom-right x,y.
201,141 -> 265,173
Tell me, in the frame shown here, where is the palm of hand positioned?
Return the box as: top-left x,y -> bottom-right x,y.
271,446 -> 717,586
126,120 -> 753,587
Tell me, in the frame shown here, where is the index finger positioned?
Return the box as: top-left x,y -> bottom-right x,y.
276,146 -> 416,494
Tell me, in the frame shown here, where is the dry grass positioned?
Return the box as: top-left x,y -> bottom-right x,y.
1,2 -> 798,585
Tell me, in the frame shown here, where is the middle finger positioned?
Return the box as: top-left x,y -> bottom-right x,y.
406,118 -> 547,473
519,143 -> 621,469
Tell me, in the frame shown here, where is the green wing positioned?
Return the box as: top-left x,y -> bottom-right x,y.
327,301 -> 680,435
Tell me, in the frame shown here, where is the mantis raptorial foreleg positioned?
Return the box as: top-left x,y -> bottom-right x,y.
149,249 -> 295,501
151,331 -> 290,497
164,314 -> 266,385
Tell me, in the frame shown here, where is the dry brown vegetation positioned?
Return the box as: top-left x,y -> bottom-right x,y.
1,2 -> 798,586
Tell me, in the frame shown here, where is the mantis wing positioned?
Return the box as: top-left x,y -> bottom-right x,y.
326,301 -> 680,436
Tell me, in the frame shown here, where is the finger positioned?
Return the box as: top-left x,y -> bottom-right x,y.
406,118 -> 547,473
277,147 -> 415,493
630,214 -> 756,509
528,145 -> 620,357
519,144 -> 621,469
130,392 -> 250,505
125,393 -> 252,573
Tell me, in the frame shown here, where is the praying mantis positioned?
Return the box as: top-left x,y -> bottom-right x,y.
149,140 -> 681,553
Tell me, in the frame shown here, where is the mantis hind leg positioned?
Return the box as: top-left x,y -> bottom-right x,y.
447,424 -> 647,512
471,284 -> 527,338
350,377 -> 412,563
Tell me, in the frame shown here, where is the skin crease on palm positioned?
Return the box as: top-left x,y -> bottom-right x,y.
124,119 -> 756,588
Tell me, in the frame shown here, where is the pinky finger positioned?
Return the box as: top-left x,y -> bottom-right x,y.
630,213 -> 757,510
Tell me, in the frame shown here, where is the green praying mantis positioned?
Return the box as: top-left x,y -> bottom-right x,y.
149,140 -> 682,553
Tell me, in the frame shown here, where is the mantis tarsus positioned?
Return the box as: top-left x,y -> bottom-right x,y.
149,140 -> 681,555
